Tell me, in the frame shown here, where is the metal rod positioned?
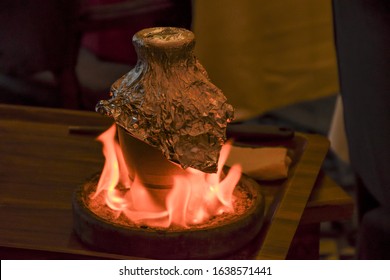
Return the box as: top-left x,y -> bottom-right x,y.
68,125 -> 108,136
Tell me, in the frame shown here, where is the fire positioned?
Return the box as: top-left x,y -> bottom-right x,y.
92,125 -> 242,228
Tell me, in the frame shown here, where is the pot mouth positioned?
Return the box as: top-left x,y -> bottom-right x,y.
133,27 -> 195,49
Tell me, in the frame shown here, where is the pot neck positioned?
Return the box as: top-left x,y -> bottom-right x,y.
133,27 -> 196,64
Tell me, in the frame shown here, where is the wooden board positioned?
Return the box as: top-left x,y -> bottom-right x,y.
0,104 -> 331,259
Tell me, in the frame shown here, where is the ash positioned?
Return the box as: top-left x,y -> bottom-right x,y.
85,176 -> 255,231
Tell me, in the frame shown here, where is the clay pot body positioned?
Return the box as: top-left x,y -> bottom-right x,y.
96,27 -> 234,175
117,126 -> 186,189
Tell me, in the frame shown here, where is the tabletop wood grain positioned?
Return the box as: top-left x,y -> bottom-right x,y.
0,104 -> 353,259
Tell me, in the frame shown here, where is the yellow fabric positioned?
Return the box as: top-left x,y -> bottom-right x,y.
193,0 -> 339,118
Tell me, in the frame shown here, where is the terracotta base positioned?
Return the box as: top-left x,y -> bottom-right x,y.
72,169 -> 265,259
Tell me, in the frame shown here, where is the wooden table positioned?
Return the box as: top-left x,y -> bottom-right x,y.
0,104 -> 353,259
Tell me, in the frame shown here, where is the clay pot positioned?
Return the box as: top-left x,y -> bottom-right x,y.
96,27 -> 234,174
117,126 -> 186,189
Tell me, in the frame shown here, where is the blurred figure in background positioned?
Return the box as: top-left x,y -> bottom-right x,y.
332,0 -> 390,259
0,0 -> 192,109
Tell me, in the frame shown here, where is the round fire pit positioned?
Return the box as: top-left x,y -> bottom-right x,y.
72,169 -> 265,259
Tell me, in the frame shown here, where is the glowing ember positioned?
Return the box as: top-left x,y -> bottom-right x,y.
91,125 -> 242,228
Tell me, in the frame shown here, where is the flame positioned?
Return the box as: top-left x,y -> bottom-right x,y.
92,125 -> 241,228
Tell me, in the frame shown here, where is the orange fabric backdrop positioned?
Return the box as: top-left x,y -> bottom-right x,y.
193,0 -> 339,118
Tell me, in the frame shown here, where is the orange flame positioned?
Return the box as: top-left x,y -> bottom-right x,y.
92,125 -> 241,228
